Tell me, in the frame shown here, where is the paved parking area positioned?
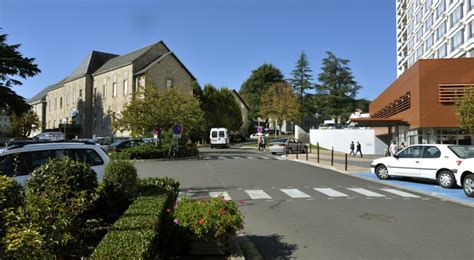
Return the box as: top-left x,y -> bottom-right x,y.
353,172 -> 474,207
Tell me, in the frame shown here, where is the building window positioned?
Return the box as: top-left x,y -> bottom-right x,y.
470,0 -> 474,10
166,79 -> 173,89
416,28 -> 423,41
450,4 -> 463,27
123,80 -> 128,96
408,37 -> 414,49
451,29 -> 464,51
112,83 -> 117,98
79,89 -> 83,101
425,33 -> 434,50
424,15 -> 433,33
408,54 -> 415,66
60,97 -> 63,109
436,21 -> 446,41
103,84 -> 107,100
436,0 -> 446,18
437,42 -> 447,57
416,44 -> 424,58
424,0 -> 433,11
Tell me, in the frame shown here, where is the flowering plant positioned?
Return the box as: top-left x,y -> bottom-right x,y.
172,196 -> 244,240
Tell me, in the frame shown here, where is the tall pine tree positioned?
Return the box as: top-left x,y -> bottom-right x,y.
289,51 -> 313,113
316,51 -> 361,124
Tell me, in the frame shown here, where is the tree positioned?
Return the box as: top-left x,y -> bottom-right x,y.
455,87 -> 474,133
0,30 -> 41,115
192,81 -> 203,101
289,51 -> 313,114
202,84 -> 242,132
239,64 -> 285,121
113,86 -> 204,137
259,82 -> 300,135
315,51 -> 361,124
7,110 -> 39,138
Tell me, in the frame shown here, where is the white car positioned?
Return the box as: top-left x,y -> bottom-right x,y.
0,142 -> 110,186
370,144 -> 474,188
456,158 -> 474,197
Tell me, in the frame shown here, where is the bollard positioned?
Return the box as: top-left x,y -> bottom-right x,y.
310,143 -> 312,154
296,143 -> 299,159
286,145 -> 288,157
331,146 -> 334,166
317,143 -> 320,163
345,153 -> 348,171
306,145 -> 309,161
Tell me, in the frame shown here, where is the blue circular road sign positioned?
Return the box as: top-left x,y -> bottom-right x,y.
172,124 -> 183,134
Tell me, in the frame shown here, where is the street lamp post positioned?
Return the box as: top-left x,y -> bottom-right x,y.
62,118 -> 67,141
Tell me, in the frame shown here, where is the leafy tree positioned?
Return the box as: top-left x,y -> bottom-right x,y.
315,51 -> 361,124
113,86 -> 204,137
259,82 -> 300,135
192,81 -> 203,101
7,110 -> 39,137
455,87 -> 474,133
202,84 -> 242,132
239,64 -> 285,121
289,51 -> 313,114
0,30 -> 41,115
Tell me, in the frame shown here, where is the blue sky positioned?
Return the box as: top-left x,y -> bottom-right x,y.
1,0 -> 396,102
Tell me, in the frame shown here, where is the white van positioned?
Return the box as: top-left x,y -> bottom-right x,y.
210,128 -> 230,149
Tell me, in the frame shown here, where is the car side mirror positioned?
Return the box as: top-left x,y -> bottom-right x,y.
393,154 -> 399,159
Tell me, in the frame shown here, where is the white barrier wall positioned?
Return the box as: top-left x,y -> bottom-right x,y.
309,129 -> 386,155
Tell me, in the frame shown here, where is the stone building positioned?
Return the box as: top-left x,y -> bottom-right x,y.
28,41 -> 195,138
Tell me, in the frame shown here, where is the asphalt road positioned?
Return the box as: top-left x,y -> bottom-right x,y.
134,147 -> 474,259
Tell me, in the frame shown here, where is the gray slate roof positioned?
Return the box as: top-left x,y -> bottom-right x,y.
67,51 -> 118,81
92,41 -> 162,76
28,78 -> 67,103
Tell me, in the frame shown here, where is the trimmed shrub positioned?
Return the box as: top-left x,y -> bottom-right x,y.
123,144 -> 163,159
91,192 -> 171,258
138,177 -> 180,196
103,160 -> 138,199
0,175 -> 23,211
22,157 -> 98,256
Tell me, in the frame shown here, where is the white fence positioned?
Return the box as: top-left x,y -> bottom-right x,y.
309,129 -> 386,155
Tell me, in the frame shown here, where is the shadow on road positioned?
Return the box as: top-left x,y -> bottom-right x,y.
245,233 -> 297,259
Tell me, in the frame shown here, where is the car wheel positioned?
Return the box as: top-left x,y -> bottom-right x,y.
271,152 -> 276,155
463,174 -> 474,197
437,170 -> 455,188
375,165 -> 390,180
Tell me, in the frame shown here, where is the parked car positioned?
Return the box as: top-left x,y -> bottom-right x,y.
268,138 -> 307,155
91,137 -> 129,151
33,131 -> 65,141
455,158 -> 474,197
0,142 -> 110,185
370,144 -> 474,188
249,133 -> 269,140
108,139 -> 145,153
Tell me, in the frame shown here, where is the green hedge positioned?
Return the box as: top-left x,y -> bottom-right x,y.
110,143 -> 199,160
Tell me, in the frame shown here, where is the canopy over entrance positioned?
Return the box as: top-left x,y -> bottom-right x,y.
349,118 -> 409,127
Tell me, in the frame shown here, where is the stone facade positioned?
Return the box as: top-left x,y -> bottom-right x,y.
28,41 -> 195,138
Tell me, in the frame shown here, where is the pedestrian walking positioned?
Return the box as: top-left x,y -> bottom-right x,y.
356,141 -> 363,157
262,136 -> 267,151
399,142 -> 406,150
257,135 -> 263,151
389,141 -> 397,156
349,141 -> 355,156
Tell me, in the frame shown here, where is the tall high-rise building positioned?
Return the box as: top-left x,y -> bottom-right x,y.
396,0 -> 474,76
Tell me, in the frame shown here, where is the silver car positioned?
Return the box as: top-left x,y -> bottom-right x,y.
269,138 -> 308,155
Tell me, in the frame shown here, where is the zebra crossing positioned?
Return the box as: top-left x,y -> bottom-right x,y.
201,155 -> 283,161
178,186 -> 424,202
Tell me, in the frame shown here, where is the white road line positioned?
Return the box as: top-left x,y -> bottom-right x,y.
202,156 -> 211,160
347,188 -> 385,197
217,156 -> 227,160
247,156 -> 256,159
280,189 -> 311,198
245,190 -> 272,199
259,157 -> 270,160
209,191 -> 232,201
379,188 -> 420,198
314,188 -> 349,197
232,156 -> 242,160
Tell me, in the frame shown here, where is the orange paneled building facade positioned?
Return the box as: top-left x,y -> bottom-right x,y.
361,58 -> 474,145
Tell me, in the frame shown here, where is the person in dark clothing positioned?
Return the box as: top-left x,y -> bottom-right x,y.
349,141 -> 355,156
356,141 -> 363,157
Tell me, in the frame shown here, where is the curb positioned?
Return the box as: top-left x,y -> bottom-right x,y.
286,157 -> 474,209
235,233 -> 263,259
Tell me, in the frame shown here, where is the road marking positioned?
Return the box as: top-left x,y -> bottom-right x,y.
232,156 -> 242,159
259,156 -> 270,160
209,191 -> 232,201
202,156 -> 211,160
275,157 -> 284,160
217,156 -> 226,160
380,188 -> 420,198
347,188 -> 385,197
246,156 -> 255,159
280,189 -> 311,198
314,188 -> 349,197
245,190 -> 272,199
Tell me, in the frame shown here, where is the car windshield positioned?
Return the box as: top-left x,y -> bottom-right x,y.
448,145 -> 474,159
